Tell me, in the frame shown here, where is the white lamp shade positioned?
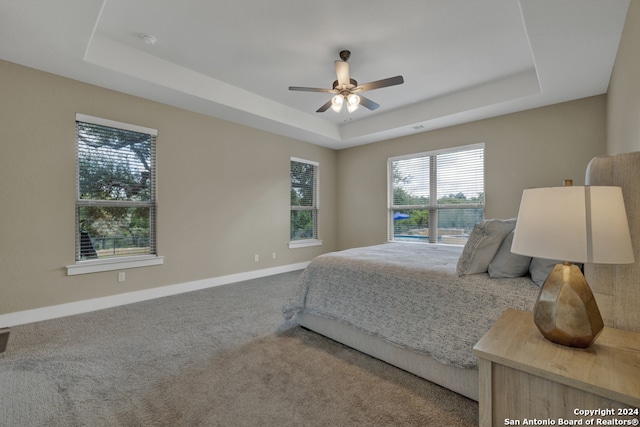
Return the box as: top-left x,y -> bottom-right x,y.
511,186 -> 634,264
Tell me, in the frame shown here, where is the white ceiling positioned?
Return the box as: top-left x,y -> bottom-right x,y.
0,0 -> 630,149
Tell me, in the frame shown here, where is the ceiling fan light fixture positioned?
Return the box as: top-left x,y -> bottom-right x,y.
347,94 -> 360,113
331,95 -> 344,112
289,51 -> 404,114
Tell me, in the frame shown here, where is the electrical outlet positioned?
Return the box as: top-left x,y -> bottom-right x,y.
254,254 -> 259,262
118,272 -> 126,282
272,252 -> 276,259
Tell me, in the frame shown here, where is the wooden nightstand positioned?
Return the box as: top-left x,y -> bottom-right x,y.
473,309 -> 640,427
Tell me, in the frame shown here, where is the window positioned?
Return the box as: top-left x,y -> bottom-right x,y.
289,157 -> 321,248
388,143 -> 484,245
68,114 -> 162,275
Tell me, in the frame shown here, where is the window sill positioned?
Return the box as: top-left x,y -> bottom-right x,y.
66,255 -> 164,276
288,239 -> 323,249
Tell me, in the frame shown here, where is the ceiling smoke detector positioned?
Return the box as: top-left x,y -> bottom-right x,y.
141,34 -> 157,45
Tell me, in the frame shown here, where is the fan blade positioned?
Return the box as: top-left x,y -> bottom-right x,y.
354,75 -> 404,93
335,60 -> 350,87
358,95 -> 380,111
316,99 -> 333,113
289,86 -> 336,93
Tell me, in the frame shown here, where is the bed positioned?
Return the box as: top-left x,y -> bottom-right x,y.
283,151 -> 640,402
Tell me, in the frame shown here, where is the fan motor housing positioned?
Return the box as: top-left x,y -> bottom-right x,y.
333,79 -> 357,90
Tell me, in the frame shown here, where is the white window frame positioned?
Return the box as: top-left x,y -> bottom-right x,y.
288,157 -> 322,249
66,114 -> 163,275
387,143 -> 485,244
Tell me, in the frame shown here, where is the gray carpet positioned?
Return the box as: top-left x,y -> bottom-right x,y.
0,271 -> 478,426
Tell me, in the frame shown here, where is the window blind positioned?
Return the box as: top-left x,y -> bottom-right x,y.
75,115 -> 157,260
290,158 -> 318,241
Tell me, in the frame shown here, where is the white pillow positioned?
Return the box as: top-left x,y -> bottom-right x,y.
456,218 -> 516,275
488,231 -> 532,278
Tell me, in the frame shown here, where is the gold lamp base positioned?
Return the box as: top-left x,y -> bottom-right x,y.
533,262 -> 604,348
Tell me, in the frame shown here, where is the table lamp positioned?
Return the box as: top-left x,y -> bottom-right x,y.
511,181 -> 634,348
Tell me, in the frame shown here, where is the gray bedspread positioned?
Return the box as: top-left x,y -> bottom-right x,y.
283,243 -> 540,369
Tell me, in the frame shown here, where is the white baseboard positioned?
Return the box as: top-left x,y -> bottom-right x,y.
0,262 -> 309,328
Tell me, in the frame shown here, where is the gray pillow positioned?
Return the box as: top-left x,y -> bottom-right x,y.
529,259 -> 585,286
529,257 -> 562,286
488,231 -> 532,278
456,218 -> 517,275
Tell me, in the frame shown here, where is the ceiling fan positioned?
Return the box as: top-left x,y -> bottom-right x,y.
289,50 -> 404,113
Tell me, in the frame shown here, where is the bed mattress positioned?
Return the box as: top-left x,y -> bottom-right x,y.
284,242 -> 539,369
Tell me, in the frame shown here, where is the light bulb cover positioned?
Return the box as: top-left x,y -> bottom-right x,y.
331,95 -> 344,112
347,94 -> 360,113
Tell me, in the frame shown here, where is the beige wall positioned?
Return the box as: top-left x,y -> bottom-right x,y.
336,96 -> 606,249
607,0 -> 640,154
0,60 -> 337,314
0,54 -> 613,316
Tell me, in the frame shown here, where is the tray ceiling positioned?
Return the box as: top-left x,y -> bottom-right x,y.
0,0 -> 630,149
